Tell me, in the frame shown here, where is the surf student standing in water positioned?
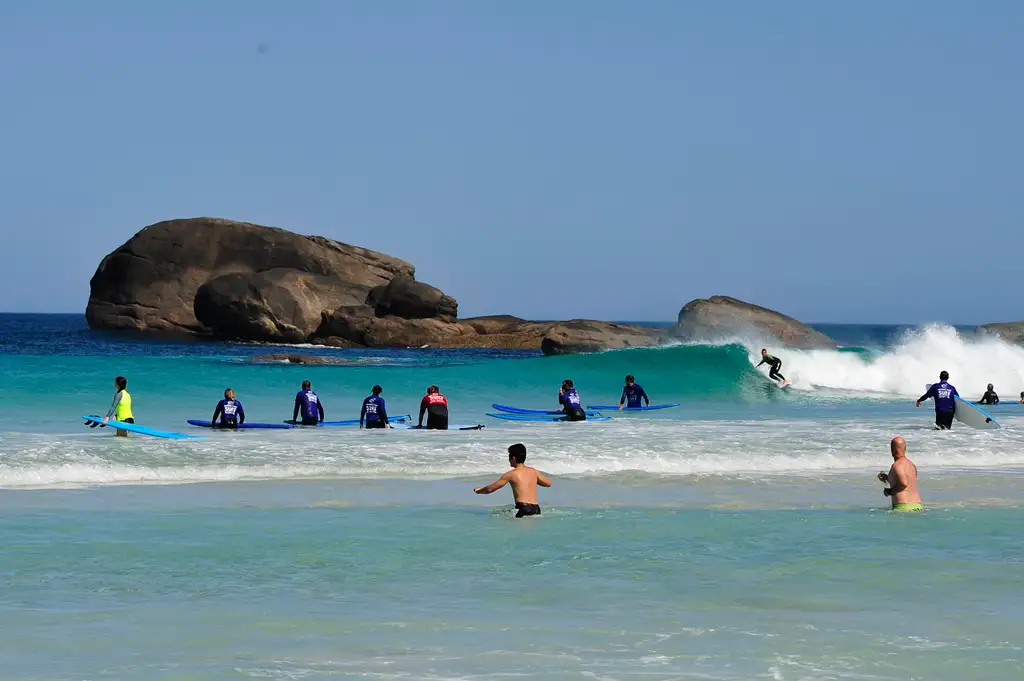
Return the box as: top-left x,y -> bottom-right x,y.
559,379 -> 587,421
293,380 -> 325,426
418,385 -> 449,430
474,443 -> 551,518
99,375 -> 134,437
877,436 -> 923,511
211,388 -> 245,428
756,349 -> 788,386
620,375 -> 650,409
916,371 -> 958,430
360,385 -> 390,429
976,384 -> 999,405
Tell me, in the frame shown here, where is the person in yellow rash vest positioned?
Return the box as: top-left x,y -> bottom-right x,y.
101,376 -> 134,437
877,436 -> 923,511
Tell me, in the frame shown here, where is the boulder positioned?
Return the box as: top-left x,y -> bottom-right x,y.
978,322 -> 1024,345
368,276 -> 458,319
540,320 -> 667,356
194,269 -> 368,343
86,217 -> 413,333
672,295 -> 834,349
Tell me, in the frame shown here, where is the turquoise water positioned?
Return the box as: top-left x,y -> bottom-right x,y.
1,315 -> 1022,679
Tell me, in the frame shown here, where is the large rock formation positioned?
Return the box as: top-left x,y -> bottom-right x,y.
978,321 -> 1024,345
671,295 -> 834,349
540,320 -> 666,355
86,218 -> 413,334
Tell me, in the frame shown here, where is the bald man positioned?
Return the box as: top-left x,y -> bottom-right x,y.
877,437 -> 923,511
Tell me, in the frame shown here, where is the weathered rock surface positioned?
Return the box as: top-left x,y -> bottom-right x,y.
368,276 -> 458,320
86,217 -> 413,334
540,320 -> 667,355
978,321 -> 1024,345
671,295 -> 834,349
247,353 -> 358,365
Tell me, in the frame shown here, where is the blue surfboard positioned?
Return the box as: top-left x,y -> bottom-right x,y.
486,413 -> 613,423
83,415 -> 204,440
491,404 -> 602,416
187,420 -> 294,430
284,414 -> 412,427
586,403 -> 681,411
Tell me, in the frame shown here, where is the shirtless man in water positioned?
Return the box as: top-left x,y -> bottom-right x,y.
877,436 -> 923,511
474,443 -> 551,517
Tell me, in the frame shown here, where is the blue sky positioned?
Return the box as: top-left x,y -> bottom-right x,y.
1,1 -> 1020,323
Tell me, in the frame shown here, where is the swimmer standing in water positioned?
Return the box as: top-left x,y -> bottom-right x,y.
877,436 -> 923,512
474,443 -> 551,517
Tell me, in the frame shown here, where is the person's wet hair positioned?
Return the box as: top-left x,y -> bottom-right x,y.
302,380 -> 312,390
939,371 -> 949,381
115,376 -> 127,391
508,443 -> 527,464
372,385 -> 383,395
427,385 -> 439,394
224,388 -> 233,398
625,375 -> 635,383
563,379 -> 574,389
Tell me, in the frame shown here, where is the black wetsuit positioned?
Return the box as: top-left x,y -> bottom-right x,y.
758,354 -> 786,382
559,389 -> 587,422
978,390 -> 999,405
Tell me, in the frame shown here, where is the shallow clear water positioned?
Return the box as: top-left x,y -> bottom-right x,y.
1,315 -> 1021,679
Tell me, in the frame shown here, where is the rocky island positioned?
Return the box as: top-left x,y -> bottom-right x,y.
86,218 -> 832,354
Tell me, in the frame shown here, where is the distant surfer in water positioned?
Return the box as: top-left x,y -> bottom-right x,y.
212,388 -> 245,428
559,379 -> 587,421
293,380 -> 325,426
756,349 -> 788,387
418,385 -> 449,430
620,375 -> 650,410
976,384 -> 999,405
360,384 -> 391,429
97,375 -> 134,437
474,443 -> 551,517
1020,391 -> 1024,404
916,371 -> 958,430
877,436 -> 923,511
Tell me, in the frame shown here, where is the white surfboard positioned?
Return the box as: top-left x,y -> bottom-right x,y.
953,396 -> 1001,430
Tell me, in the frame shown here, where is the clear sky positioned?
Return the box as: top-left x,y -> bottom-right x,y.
1,1 -> 1021,323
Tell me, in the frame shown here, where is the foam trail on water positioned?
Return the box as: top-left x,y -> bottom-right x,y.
750,325 -> 1024,398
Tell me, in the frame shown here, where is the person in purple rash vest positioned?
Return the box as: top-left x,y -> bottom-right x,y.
916,370 -> 958,430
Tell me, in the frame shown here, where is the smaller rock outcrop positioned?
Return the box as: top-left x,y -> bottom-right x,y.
540,321 -> 667,355
978,321 -> 1024,345
368,276 -> 458,319
672,295 -> 834,348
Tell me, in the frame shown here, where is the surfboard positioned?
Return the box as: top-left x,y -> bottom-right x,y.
82,415 -> 204,440
953,396 -> 1001,430
491,404 -> 602,416
586,403 -> 681,411
187,420 -> 294,430
285,414 -> 412,427
486,413 -> 613,422
399,424 -> 486,431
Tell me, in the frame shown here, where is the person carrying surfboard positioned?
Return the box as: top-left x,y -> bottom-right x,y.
558,379 -> 587,421
916,371 -> 958,430
293,380 -> 325,426
360,385 -> 391,429
99,375 -> 134,437
877,436 -> 923,512
620,375 -> 650,410
473,443 -> 551,517
418,385 -> 449,430
756,349 -> 788,387
211,388 -> 245,429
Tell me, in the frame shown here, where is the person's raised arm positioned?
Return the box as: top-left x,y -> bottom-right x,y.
474,473 -> 510,495
916,385 -> 936,406
536,471 -> 552,488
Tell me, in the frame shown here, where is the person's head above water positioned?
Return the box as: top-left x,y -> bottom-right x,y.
987,383 -> 994,391
372,385 -> 383,396
426,385 -> 439,394
890,436 -> 906,460
939,371 -> 949,381
761,348 -> 768,356
625,375 -> 635,385
224,388 -> 235,400
301,380 -> 312,391
114,376 -> 127,391
562,379 -> 574,390
508,443 -> 527,465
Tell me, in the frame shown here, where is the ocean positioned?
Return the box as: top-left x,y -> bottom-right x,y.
1,314 -> 1021,680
